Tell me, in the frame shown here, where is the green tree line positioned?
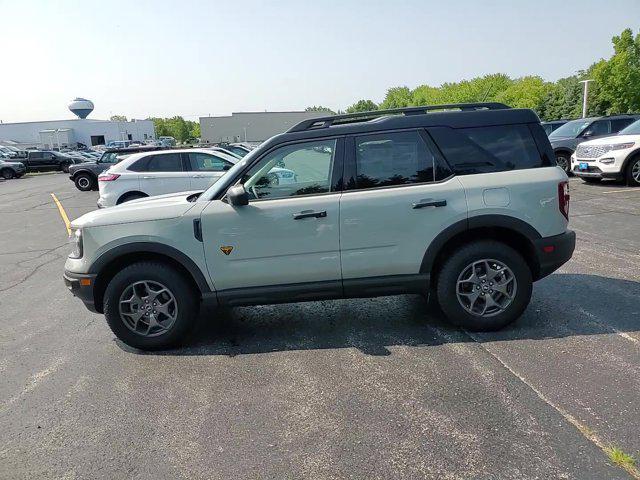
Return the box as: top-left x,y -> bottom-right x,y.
342,28 -> 640,121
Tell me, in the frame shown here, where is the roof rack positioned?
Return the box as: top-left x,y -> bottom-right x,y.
287,102 -> 510,133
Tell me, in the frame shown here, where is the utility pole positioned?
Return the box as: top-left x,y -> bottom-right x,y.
579,80 -> 594,118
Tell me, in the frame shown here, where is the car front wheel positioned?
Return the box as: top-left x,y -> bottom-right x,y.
61,162 -> 72,173
1,168 -> 15,180
627,156 -> 640,186
555,153 -> 571,173
103,262 -> 199,350
436,241 -> 532,331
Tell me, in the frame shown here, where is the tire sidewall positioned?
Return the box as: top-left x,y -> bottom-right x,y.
103,262 -> 198,350
75,174 -> 94,191
1,168 -> 14,179
436,241 -> 533,331
556,153 -> 570,173
627,156 -> 640,186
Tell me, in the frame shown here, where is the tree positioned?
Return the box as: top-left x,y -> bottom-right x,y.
110,115 -> 128,122
305,106 -> 336,114
345,99 -> 378,113
379,87 -> 413,109
591,28 -> 640,114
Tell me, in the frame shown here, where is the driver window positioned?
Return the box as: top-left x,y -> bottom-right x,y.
242,139 -> 336,200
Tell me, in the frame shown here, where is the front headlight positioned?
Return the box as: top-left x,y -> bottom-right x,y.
609,142 -> 635,151
69,228 -> 83,259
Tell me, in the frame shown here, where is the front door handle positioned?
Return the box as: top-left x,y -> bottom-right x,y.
293,210 -> 327,220
192,174 -> 205,178
412,199 -> 447,209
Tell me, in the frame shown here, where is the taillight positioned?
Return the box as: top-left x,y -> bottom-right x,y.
558,181 -> 569,220
98,173 -> 120,182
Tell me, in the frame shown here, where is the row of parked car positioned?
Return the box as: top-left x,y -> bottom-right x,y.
542,113 -> 640,186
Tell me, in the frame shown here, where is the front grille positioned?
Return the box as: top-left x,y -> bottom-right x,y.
575,144 -> 611,159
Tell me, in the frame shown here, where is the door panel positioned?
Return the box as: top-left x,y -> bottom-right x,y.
142,172 -> 192,196
339,178 -> 467,280
200,195 -> 341,291
190,171 -> 224,191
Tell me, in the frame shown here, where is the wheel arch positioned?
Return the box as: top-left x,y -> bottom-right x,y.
621,148 -> 640,177
421,215 -> 543,286
90,242 -> 211,313
116,191 -> 149,204
71,168 -> 97,180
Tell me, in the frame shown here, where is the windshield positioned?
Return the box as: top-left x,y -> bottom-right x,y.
99,152 -> 130,163
549,119 -> 593,138
619,119 -> 640,135
200,147 -> 261,201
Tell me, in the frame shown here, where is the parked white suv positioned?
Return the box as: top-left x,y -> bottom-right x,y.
65,104 -> 575,350
571,118 -> 640,186
97,149 -> 238,207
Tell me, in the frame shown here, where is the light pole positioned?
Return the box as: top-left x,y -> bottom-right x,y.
579,79 -> 593,118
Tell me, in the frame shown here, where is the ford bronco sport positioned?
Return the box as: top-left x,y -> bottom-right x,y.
64,103 -> 575,350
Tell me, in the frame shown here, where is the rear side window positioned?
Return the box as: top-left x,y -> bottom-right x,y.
130,153 -> 183,172
428,125 -> 544,175
353,131 -> 435,189
611,118 -> 635,132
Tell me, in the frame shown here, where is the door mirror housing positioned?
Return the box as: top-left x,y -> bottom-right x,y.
582,129 -> 594,138
227,184 -> 249,206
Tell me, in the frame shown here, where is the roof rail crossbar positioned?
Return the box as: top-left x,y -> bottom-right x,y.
287,102 -> 510,133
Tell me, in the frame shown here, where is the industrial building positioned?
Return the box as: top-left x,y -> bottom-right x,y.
199,110 -> 333,144
0,98 -> 155,149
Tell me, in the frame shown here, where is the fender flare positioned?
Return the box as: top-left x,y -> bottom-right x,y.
420,215 -> 542,274
89,241 -> 211,293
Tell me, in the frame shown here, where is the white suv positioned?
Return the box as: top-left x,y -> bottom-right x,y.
97,149 -> 238,207
64,104 -> 575,350
571,119 -> 640,186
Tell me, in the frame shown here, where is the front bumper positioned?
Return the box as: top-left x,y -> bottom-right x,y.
63,271 -> 98,313
534,230 -> 576,280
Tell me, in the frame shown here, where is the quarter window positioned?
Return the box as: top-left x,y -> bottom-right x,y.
354,131 -> 435,189
241,139 -> 336,200
428,125 -> 543,175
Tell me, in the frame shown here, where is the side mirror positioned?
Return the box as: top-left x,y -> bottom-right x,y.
582,130 -> 593,138
227,184 -> 249,206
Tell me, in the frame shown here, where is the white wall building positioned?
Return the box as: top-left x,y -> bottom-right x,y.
0,118 -> 156,149
199,111 -> 333,144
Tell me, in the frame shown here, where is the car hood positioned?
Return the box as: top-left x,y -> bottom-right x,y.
71,190 -> 202,228
0,161 -> 25,168
578,134 -> 639,146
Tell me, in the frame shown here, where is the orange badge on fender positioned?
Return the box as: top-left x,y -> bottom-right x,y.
220,246 -> 234,255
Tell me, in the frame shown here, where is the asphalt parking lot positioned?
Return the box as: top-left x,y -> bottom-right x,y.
1,173 -> 639,479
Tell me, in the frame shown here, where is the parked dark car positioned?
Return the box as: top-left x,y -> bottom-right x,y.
19,150 -> 82,173
68,146 -> 164,191
541,120 -> 569,136
0,159 -> 27,179
549,114 -> 640,172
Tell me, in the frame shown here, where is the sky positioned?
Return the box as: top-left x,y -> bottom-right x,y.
0,0 -> 638,123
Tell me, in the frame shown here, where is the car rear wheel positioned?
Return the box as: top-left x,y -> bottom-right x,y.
103,262 -> 199,350
74,173 -> 95,191
626,156 -> 640,186
436,241 -> 532,331
555,153 -> 571,173
1,168 -> 15,180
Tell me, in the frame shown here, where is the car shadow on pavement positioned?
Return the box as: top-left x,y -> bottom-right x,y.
121,273 -> 640,356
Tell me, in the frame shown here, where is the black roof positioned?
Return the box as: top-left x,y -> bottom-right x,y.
264,103 -> 541,149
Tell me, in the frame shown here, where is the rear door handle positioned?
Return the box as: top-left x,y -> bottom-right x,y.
192,174 -> 205,178
412,199 -> 447,209
293,210 -> 327,220
142,175 -> 153,179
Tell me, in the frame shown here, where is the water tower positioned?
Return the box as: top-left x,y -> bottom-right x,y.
68,98 -> 94,119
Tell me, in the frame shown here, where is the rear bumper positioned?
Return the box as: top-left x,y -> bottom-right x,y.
63,271 -> 98,313
534,230 -> 576,280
